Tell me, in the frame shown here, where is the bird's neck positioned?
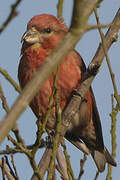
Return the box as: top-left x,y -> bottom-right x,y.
21,43 -> 52,68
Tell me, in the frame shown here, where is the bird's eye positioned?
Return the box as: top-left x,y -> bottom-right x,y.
43,27 -> 52,33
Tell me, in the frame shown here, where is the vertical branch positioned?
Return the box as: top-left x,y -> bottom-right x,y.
78,154 -> 87,180
56,146 -> 68,179
57,0 -> 64,19
0,82 -> 9,113
47,69 -> 62,180
0,158 -> 15,180
106,95 -> 118,180
94,171 -> 99,180
62,142 -> 75,180
94,8 -> 120,107
93,8 -> 119,180
0,82 -> 24,143
0,0 -> 23,34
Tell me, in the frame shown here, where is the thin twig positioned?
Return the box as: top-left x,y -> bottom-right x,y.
56,146 -> 68,179
95,0 -> 103,8
0,0 -> 96,145
0,82 -> 9,113
0,0 -> 23,34
61,8 -> 120,143
0,158 -> 15,180
94,171 -> 99,180
0,81 -> 24,144
86,22 -> 117,31
11,154 -> 19,180
106,95 -> 118,180
1,157 -> 6,180
57,0 -> 64,19
5,156 -> 17,179
56,165 -> 67,180
7,135 -> 31,158
94,8 -> 120,108
31,148 -> 53,180
0,67 -> 21,93
78,154 -> 87,180
0,139 -> 45,155
62,141 -> 75,180
47,69 -> 62,180
8,135 -> 43,179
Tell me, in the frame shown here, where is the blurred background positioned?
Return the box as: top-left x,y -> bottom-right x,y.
0,0 -> 120,179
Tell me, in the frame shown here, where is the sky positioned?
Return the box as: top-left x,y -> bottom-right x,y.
0,0 -> 120,179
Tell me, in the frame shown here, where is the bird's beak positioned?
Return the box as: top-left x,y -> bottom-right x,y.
21,29 -> 41,44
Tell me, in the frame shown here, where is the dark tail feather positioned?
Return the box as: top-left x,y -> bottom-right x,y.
91,147 -> 117,172
104,147 -> 117,166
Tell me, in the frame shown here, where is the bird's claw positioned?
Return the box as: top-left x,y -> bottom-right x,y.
88,62 -> 100,76
72,89 -> 88,103
46,130 -> 55,148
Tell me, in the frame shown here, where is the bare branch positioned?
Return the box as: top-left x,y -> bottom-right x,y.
56,146 -> 68,180
0,82 -> 9,113
0,139 -> 45,155
31,148 -> 53,180
0,68 -> 21,93
94,171 -> 99,180
78,154 -> 87,180
0,81 -> 24,144
0,158 -> 16,180
62,141 -> 75,180
57,0 -> 64,19
94,8 -> 120,107
106,95 -> 118,180
0,0 -> 23,34
0,0 -> 96,148
61,8 -> 120,138
10,155 -> 19,180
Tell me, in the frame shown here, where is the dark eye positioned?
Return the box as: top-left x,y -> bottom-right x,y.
43,27 -> 51,33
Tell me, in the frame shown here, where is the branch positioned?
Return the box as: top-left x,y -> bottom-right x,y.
31,148 -> 53,180
0,0 -> 96,144
0,139 -> 46,155
56,146 -> 68,180
0,68 -> 21,93
0,80 -> 24,144
62,142 -> 75,180
0,158 -> 16,180
61,8 -> 120,138
0,0 -> 23,34
78,154 -> 87,180
0,82 -> 9,113
57,0 -> 64,19
87,22 -> 115,31
94,7 -> 120,107
94,171 -> 99,180
106,95 -> 118,180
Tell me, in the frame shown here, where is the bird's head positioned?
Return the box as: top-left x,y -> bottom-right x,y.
21,14 -> 68,52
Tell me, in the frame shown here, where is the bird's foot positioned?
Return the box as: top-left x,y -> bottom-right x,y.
46,130 -> 55,148
88,62 -> 100,76
72,89 -> 88,103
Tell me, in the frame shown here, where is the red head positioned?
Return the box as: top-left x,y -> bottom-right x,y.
22,14 -> 68,52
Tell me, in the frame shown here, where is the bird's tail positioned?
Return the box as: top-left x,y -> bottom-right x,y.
91,146 -> 117,172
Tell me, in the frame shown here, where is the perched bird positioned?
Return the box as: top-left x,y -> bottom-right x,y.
18,14 -> 116,172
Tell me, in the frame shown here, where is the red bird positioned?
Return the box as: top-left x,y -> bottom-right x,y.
18,14 -> 116,172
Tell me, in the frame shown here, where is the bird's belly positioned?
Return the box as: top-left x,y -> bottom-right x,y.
30,61 -> 81,117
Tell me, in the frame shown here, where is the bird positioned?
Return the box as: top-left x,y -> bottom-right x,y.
18,14 -> 116,172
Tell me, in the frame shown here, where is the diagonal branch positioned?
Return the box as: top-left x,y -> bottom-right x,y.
0,0 -> 23,34
61,8 -> 120,137
94,7 -> 120,107
0,0 -> 96,145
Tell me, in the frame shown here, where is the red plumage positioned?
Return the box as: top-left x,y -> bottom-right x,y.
18,14 -> 116,172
